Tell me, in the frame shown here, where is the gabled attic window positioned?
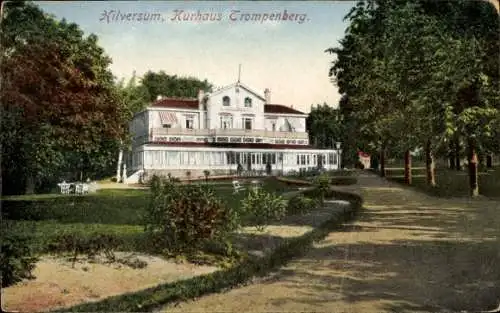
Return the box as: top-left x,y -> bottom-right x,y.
223,96 -> 230,106
244,97 -> 252,107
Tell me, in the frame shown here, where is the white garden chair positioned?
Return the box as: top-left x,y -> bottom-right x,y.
232,180 -> 245,194
82,183 -> 89,194
75,183 -> 89,195
58,181 -> 70,195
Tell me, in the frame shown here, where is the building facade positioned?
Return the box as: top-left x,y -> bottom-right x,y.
125,82 -> 341,183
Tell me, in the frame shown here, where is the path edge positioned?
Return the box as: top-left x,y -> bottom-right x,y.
51,183 -> 363,312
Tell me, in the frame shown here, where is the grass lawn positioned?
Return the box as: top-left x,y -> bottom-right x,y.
2,177 -> 303,254
384,166 -> 500,199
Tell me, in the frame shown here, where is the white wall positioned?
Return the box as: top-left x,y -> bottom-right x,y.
147,109 -> 201,130
207,85 -> 266,130
264,115 -> 306,132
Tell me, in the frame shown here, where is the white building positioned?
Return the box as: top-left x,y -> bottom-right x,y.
125,82 -> 341,183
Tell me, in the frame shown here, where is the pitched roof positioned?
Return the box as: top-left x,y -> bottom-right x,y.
152,98 -> 199,110
151,98 -> 305,116
264,104 -> 305,115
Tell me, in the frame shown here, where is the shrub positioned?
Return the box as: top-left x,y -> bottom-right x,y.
330,176 -> 357,185
287,193 -> 319,215
46,233 -> 123,268
313,173 -> 331,204
110,177 -> 117,182
241,188 -> 287,231
144,178 -> 240,253
203,170 -> 210,182
1,222 -> 39,287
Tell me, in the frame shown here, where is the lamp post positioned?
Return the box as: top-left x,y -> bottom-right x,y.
335,142 -> 342,170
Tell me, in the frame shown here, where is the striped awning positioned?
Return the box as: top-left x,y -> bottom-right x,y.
159,111 -> 177,125
285,119 -> 296,132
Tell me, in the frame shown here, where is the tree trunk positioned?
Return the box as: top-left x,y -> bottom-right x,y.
467,137 -> 479,197
449,142 -> 455,169
404,149 -> 412,184
425,139 -> 436,187
380,144 -> 386,178
454,137 -> 461,170
116,148 -> 123,183
25,174 -> 35,195
486,154 -> 493,168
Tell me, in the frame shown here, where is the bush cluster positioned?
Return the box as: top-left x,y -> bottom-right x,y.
1,221 -> 39,287
287,193 -> 320,215
144,175 -> 240,253
241,188 -> 287,231
313,173 -> 331,204
47,233 -> 123,267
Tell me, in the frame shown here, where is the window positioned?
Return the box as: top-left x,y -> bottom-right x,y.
307,155 -> 310,165
162,124 -> 171,128
301,155 -> 306,165
329,153 -> 336,165
297,155 -> 300,165
243,118 -> 252,130
244,97 -> 252,107
185,117 -> 194,129
223,96 -> 231,106
220,116 -> 233,129
271,123 -> 276,131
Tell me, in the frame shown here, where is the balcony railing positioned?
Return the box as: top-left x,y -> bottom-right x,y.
151,128 -> 212,136
150,128 -> 308,140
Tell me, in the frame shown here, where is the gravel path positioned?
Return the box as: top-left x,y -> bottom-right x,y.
159,172 -> 500,313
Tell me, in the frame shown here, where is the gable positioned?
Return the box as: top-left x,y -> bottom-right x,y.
210,83 -> 266,101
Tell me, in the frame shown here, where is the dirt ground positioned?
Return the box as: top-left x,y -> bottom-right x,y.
159,173 -> 500,313
2,252 -> 219,312
2,200 -> 348,312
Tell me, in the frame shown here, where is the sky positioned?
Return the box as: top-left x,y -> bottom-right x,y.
36,1 -> 355,113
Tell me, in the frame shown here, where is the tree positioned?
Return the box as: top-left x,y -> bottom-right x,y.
141,71 -> 212,101
306,103 -> 343,149
327,0 -> 499,196
1,3 -> 128,194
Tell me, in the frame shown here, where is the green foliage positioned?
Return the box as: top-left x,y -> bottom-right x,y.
1,3 -> 128,195
330,176 -> 358,186
144,177 -> 240,253
307,104 -> 344,149
47,233 -> 123,267
313,173 -> 331,203
240,188 -> 287,231
1,189 -> 149,225
287,193 -> 319,215
51,190 -> 361,313
203,170 -> 210,181
1,221 -> 39,288
141,70 -> 213,102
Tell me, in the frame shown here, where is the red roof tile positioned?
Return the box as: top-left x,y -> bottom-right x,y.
152,98 -> 199,110
146,141 -> 329,150
264,104 -> 305,115
151,98 -> 305,115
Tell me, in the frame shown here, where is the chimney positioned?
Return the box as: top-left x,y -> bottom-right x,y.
198,89 -> 206,111
198,89 -> 205,101
264,88 -> 271,104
